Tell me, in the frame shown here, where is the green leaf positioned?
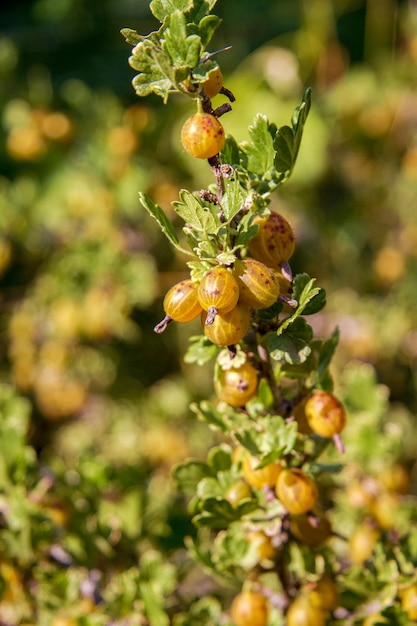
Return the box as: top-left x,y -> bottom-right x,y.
186,0 -> 218,24
241,114 -> 277,175
184,335 -> 219,365
190,400 -> 231,433
273,87 -> 312,178
262,415 -> 298,457
267,332 -> 312,365
190,14 -> 222,48
233,211 -> 259,250
150,0 -> 193,23
267,317 -> 313,365
172,460 -> 213,494
164,11 -> 201,69
221,178 -> 244,222
317,327 -> 339,375
293,273 -> 326,315
172,190 -> 219,233
120,28 -> 143,46
139,193 -> 183,250
207,444 -> 233,472
173,596 -> 223,626
278,276 -> 322,334
193,497 -> 257,528
273,125 -> 295,173
220,135 -> 241,167
141,581 -> 169,626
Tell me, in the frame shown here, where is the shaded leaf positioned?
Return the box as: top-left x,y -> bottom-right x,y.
172,461 -> 213,494
293,273 -> 326,315
193,497 -> 257,528
317,327 -> 340,375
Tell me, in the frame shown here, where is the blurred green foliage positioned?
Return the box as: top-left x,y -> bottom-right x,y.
0,0 -> 416,624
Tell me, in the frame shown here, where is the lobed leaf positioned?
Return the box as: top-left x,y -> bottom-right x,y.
172,460 -> 213,494
173,190 -> 219,233
273,87 -> 312,180
221,178 -> 244,222
193,496 -> 257,528
241,114 -> 277,176
139,193 -> 183,250
317,327 -> 340,376
293,273 -> 326,314
150,0 -> 193,23
164,11 -> 202,69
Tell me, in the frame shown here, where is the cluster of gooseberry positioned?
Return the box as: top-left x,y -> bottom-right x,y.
225,391 -> 346,626
154,210 -> 296,348
154,86 -> 349,621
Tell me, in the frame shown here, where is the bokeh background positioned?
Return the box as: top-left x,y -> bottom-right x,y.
0,0 -> 416,623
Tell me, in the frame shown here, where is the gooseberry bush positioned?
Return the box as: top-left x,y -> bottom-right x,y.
121,1 -> 417,625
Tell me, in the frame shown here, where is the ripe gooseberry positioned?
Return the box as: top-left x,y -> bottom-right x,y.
154,279 -> 202,333
290,510 -> 332,547
348,521 -> 380,565
181,112 -> 225,159
215,360 -> 258,407
313,575 -> 340,612
230,590 -> 269,626
234,259 -> 280,309
203,67 -> 223,98
225,480 -> 253,508
248,212 -> 295,268
201,303 -> 250,346
246,530 -> 276,560
286,593 -> 325,626
304,390 -> 346,438
242,453 -> 282,490
198,265 -> 239,325
275,468 -> 318,515
401,584 -> 417,621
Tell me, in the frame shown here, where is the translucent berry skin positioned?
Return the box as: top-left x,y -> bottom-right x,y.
163,279 -> 202,322
225,480 -> 253,508
290,510 -> 332,547
181,112 -> 225,159
201,304 -> 251,346
216,361 -> 258,407
198,266 -> 239,314
234,259 -> 280,309
230,590 -> 269,626
243,453 -> 282,489
401,584 -> 417,621
304,390 -> 346,438
313,575 -> 339,612
286,594 -> 325,626
203,67 -> 223,98
275,468 -> 318,515
248,212 -> 295,267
